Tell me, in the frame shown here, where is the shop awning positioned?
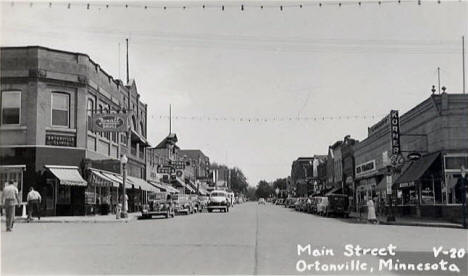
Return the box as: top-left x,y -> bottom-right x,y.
127,176 -> 160,193
185,184 -> 195,193
89,170 -> 119,188
172,177 -> 186,188
165,184 -> 180,194
326,187 -> 342,195
45,165 -> 87,186
148,180 -> 166,191
393,152 -> 440,188
100,172 -> 124,185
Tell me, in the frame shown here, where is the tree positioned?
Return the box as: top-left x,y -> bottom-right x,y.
255,180 -> 273,199
272,177 -> 287,191
246,186 -> 256,201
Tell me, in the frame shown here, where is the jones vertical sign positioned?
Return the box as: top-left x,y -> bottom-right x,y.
390,110 -> 400,154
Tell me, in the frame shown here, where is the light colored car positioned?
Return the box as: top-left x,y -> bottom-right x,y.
316,197 -> 329,216
258,198 -> 266,205
207,190 -> 229,213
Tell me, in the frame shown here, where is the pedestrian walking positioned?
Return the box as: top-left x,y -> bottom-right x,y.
2,181 -> 20,232
367,197 -> 377,224
26,187 -> 42,222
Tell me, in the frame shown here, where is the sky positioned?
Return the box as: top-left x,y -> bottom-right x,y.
1,0 -> 467,186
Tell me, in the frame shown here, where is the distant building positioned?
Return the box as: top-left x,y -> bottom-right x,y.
291,156 -> 326,197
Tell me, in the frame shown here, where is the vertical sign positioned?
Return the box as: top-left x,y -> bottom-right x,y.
390,110 -> 400,155
386,175 -> 392,195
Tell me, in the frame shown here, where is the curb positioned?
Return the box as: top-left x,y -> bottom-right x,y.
1,217 -> 138,224
378,220 -> 464,229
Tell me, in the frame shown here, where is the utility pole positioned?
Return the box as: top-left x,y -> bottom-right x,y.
126,38 -> 129,84
437,67 -> 441,94
462,36 -> 465,94
169,104 -> 172,134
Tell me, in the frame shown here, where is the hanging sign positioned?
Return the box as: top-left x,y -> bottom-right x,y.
91,113 -> 127,132
389,110 -> 401,155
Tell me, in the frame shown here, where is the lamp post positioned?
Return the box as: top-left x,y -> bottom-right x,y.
461,166 -> 467,228
121,154 -> 128,218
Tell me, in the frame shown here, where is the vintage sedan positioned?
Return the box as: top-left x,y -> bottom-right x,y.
173,194 -> 194,215
141,192 -> 175,219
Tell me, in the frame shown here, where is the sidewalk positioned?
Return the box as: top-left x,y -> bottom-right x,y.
348,211 -> 465,229
0,212 -> 140,224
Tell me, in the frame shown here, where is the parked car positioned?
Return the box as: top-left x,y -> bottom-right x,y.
305,197 -> 315,213
207,190 -> 229,213
295,198 -> 305,211
141,192 -> 175,219
326,194 -> 349,217
275,199 -> 284,205
189,195 -> 202,213
316,197 -> 329,216
258,198 -> 266,205
286,198 -> 297,208
172,194 -> 194,215
199,195 -> 209,210
309,197 -> 320,214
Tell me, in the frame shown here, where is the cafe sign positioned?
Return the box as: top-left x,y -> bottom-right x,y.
91,113 -> 127,132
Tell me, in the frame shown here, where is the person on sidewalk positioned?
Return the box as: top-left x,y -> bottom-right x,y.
367,198 -> 377,224
27,187 -> 42,222
2,181 -> 20,232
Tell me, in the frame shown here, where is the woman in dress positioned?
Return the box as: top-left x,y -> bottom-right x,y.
367,197 -> 377,224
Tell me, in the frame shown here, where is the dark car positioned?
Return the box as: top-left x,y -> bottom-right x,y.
326,194 -> 349,217
141,192 -> 175,219
286,198 -> 297,208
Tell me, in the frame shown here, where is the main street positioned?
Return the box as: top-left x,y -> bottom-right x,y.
2,203 -> 467,275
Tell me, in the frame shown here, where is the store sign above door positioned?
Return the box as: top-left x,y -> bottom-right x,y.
91,114 -> 127,132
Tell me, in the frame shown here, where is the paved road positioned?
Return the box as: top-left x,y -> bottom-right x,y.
2,202 -> 467,275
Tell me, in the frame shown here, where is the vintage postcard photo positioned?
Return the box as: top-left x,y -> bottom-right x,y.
0,0 -> 467,275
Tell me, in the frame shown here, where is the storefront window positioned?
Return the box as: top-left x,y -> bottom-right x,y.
57,185 -> 71,204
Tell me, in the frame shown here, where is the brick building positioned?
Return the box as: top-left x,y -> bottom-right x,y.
354,92 -> 468,220
0,46 -> 154,216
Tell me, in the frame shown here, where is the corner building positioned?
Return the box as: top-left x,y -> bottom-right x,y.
353,93 -> 468,220
0,46 -> 152,216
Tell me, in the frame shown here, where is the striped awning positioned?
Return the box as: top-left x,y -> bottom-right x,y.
127,176 -> 160,193
89,170 -> 119,188
101,172 -> 124,185
46,165 -> 87,186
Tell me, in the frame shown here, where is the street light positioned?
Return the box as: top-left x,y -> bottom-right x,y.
120,154 -> 128,219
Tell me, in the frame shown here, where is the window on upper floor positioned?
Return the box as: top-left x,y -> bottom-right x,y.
104,104 -> 110,140
87,98 -> 94,131
140,121 -> 145,136
51,92 -> 69,127
1,91 -> 21,125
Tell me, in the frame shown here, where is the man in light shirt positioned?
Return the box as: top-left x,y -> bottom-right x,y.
2,181 -> 20,232
27,187 -> 42,222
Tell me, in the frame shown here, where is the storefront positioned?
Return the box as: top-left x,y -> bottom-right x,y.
44,165 -> 88,216
87,169 -> 121,215
393,152 -> 468,219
